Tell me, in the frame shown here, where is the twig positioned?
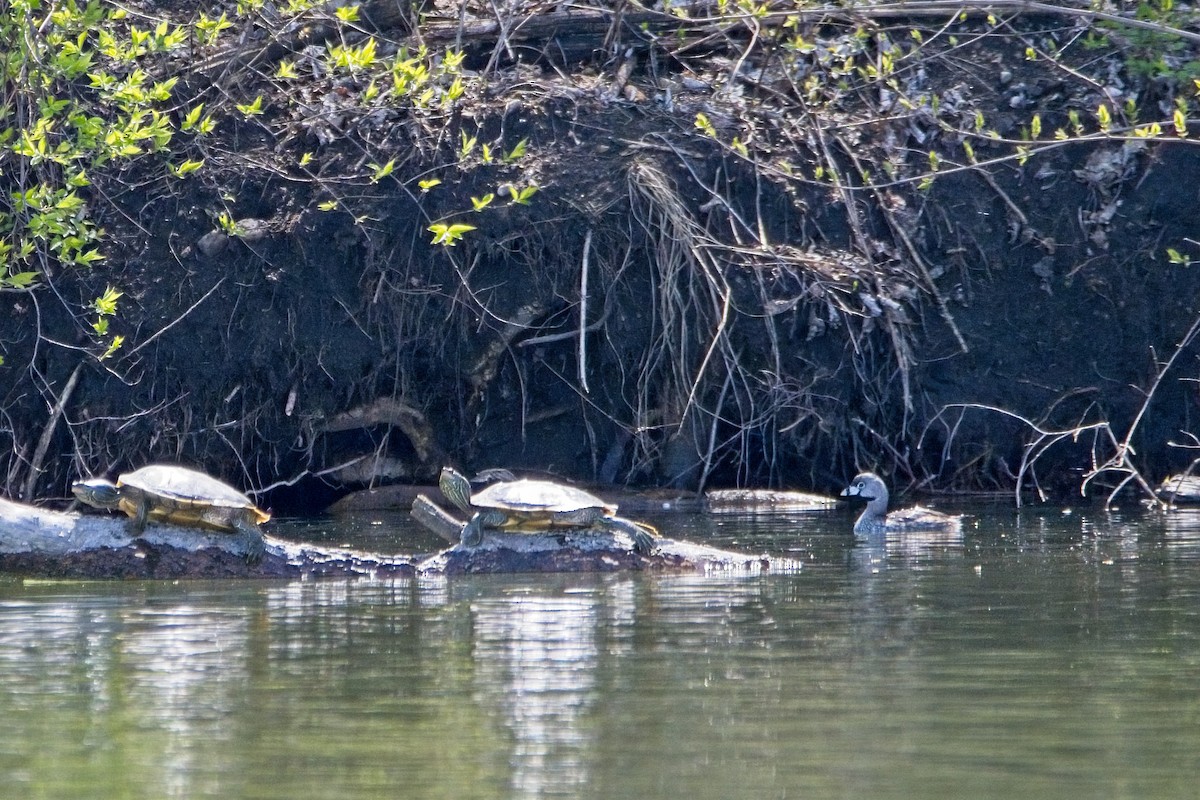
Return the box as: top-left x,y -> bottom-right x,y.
252,455 -> 381,494
579,228 -> 592,394
697,364 -> 735,494
123,278 -> 225,359
1082,310 -> 1200,507
23,362 -> 82,501
933,401 -> 1160,506
518,308 -> 611,346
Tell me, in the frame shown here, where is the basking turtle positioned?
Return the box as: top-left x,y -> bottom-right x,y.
439,467 -> 658,555
72,464 -> 269,563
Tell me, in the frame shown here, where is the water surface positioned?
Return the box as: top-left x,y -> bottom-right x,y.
2,500 -> 1199,798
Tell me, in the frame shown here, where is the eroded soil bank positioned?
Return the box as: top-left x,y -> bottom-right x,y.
3,0 -> 1200,511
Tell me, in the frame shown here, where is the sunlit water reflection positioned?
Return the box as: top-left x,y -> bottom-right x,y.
1,501 -> 1199,798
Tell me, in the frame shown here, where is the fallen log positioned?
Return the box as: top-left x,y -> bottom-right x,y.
0,497 -> 791,579
0,497 -> 419,580
704,488 -> 838,513
406,493 -> 781,574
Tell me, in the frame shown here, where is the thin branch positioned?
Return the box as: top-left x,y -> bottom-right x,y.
23,362 -> 82,501
579,227 -> 593,394
123,278 -> 225,359
1082,309 -> 1200,507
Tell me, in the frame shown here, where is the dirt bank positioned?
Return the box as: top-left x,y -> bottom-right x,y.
3,0 -> 1200,510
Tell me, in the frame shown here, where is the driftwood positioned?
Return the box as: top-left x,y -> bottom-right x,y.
0,497 -> 789,579
1158,474 -> 1200,504
406,493 -> 784,574
318,397 -> 446,469
704,488 -> 838,513
0,497 -> 418,580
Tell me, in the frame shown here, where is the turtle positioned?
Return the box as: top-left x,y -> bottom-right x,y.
438,466 -> 658,555
71,464 -> 270,564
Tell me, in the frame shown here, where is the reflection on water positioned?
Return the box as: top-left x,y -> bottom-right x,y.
471,591 -> 602,797
0,591 -> 256,797
121,606 -> 250,797
1,503 -> 1200,798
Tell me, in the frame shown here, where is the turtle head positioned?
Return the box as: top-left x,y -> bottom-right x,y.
72,478 -> 121,510
439,467 -> 474,515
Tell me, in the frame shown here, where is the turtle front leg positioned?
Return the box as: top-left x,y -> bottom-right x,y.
601,517 -> 659,556
461,509 -> 508,547
128,498 -> 150,538
235,519 -> 267,565
461,513 -> 486,547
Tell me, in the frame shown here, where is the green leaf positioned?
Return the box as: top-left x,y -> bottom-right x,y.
512,184 -> 538,205
168,159 -> 204,177
1167,247 -> 1191,266
196,12 -> 233,46
471,193 -> 494,211
93,286 -> 123,316
101,335 -> 124,361
428,222 -> 476,246
236,95 -> 264,117
6,271 -> 40,288
443,77 -> 465,106
418,178 -> 442,192
181,104 -> 205,131
459,131 -> 478,159
74,249 -> 105,265
370,158 -> 396,182
443,49 -> 465,72
503,137 -> 528,163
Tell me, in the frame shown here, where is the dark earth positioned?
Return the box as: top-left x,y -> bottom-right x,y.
4,0 -> 1200,516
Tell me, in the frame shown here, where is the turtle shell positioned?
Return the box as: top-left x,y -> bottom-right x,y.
118,465 -> 270,532
472,479 -> 616,517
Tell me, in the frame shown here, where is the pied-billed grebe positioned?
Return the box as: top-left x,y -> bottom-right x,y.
840,472 -> 961,536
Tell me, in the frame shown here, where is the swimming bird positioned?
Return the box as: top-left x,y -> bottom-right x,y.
840,472 -> 961,536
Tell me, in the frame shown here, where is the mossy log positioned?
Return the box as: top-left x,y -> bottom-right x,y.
0,498 -> 789,580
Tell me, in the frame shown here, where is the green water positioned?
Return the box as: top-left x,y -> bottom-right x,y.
2,502 -> 1199,798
